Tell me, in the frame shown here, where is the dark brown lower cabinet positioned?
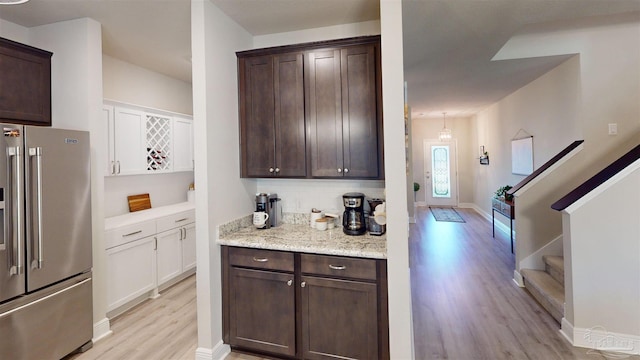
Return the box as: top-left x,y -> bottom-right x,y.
228,267 -> 296,356
222,246 -> 389,360
301,276 -> 378,360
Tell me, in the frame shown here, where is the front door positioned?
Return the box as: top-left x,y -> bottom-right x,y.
424,140 -> 458,207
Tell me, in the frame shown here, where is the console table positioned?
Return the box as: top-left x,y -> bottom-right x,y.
492,197 -> 515,253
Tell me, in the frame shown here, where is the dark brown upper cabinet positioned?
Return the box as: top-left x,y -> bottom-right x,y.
0,37 -> 52,126
237,36 -> 383,180
238,52 -> 306,178
306,42 -> 382,179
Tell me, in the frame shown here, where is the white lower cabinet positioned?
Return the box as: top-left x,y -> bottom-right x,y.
182,222 -> 197,271
105,206 -> 196,314
156,228 -> 183,286
106,236 -> 157,311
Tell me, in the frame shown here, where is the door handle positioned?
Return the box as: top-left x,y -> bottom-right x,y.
7,147 -> 23,275
29,147 -> 44,269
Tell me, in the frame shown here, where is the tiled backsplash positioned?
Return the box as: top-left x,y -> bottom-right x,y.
257,179 -> 385,214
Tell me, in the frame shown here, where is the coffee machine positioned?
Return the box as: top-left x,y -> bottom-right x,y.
342,192 -> 366,235
255,193 -> 282,229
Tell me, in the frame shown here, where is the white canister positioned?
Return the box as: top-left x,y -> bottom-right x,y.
187,190 -> 195,203
310,209 -> 324,228
315,217 -> 328,231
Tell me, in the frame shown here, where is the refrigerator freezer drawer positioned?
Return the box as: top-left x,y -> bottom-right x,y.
0,273 -> 92,360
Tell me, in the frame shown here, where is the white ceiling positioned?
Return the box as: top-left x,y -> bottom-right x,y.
0,0 -> 639,119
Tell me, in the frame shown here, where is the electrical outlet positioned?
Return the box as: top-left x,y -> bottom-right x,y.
608,123 -> 618,135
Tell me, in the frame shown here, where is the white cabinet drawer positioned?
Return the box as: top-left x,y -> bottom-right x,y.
105,220 -> 156,249
157,210 -> 195,233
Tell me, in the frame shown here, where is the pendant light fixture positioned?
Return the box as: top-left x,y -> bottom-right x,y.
438,112 -> 452,141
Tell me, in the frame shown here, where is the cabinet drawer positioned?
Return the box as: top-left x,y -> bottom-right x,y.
301,254 -> 377,281
105,220 -> 156,249
229,247 -> 294,272
157,210 -> 195,233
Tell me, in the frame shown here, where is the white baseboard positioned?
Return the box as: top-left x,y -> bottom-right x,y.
562,318 -> 640,356
92,317 -> 112,343
195,340 -> 231,360
415,201 -> 427,207
513,270 -> 524,287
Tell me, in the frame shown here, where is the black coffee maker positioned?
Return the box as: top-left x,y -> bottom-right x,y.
342,192 -> 366,235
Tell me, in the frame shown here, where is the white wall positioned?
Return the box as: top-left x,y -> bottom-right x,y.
104,172 -> 195,217
411,115 -> 475,205
254,20 -> 380,48
102,55 -> 194,217
192,0 -> 253,357
380,1 -> 414,357
563,164 -> 640,350
103,55 -> 193,115
472,15 -> 640,270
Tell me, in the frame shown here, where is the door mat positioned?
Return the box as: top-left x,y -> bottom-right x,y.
429,207 -> 465,223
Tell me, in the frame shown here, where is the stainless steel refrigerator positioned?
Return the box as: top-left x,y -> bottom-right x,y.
0,125 -> 92,359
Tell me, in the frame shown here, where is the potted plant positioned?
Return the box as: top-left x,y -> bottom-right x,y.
413,182 -> 420,202
495,185 -> 513,202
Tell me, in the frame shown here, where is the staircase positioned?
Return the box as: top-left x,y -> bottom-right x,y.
521,255 -> 564,323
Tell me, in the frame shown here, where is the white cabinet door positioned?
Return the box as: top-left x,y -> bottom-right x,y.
182,222 -> 196,271
156,228 -> 183,285
106,236 -> 157,312
173,116 -> 193,172
113,106 -> 147,175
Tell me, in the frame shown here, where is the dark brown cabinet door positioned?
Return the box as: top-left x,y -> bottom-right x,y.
274,53 -> 306,177
240,55 -> 276,177
307,49 -> 343,177
306,43 -> 381,179
239,52 -> 305,178
0,37 -> 52,126
229,267 -> 296,356
340,45 -> 380,178
301,275 -> 378,360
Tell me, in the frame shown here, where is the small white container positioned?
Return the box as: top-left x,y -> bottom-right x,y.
315,218 -> 328,231
187,190 -> 195,203
310,209 -> 324,228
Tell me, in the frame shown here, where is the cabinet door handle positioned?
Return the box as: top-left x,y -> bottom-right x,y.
287,279 -> 293,286
269,167 -> 275,173
252,257 -> 268,262
122,230 -> 142,237
337,168 -> 342,173
154,237 -> 157,250
180,228 -> 185,240
329,264 -> 346,270
117,161 -> 121,174
111,161 -> 115,175
344,168 -> 349,173
274,167 -> 280,173
301,281 -> 306,288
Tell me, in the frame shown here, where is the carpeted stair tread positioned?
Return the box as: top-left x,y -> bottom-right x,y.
543,255 -> 564,286
521,269 -> 564,323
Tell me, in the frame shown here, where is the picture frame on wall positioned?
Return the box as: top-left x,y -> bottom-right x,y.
511,135 -> 534,175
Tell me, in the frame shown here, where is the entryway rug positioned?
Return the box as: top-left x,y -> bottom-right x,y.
429,206 -> 465,223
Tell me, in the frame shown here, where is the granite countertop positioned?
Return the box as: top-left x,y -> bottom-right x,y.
217,223 -> 387,259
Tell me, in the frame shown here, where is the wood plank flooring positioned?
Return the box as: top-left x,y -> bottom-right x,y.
410,206 -> 639,360
66,276 -> 198,360
67,207 -> 639,359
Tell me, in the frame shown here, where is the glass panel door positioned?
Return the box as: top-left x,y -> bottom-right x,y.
424,140 -> 458,207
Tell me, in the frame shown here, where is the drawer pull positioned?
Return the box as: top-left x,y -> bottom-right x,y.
287,279 -> 293,286
329,264 -> 346,270
252,257 -> 268,262
175,218 -> 188,223
122,230 -> 142,237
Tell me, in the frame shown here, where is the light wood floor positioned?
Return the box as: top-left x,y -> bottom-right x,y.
410,206 -> 639,360
68,208 -> 640,360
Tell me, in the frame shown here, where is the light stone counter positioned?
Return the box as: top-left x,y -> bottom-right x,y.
217,222 -> 387,259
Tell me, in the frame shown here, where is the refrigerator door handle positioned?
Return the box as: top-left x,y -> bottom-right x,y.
7,147 -> 22,275
29,147 -> 44,269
